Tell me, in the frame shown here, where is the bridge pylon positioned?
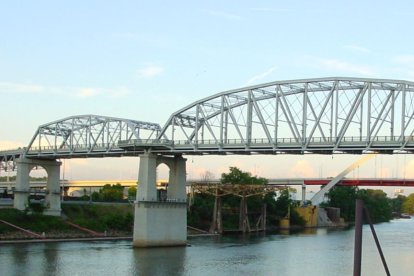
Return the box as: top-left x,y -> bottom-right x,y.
133,153 -> 187,247
14,158 -> 62,216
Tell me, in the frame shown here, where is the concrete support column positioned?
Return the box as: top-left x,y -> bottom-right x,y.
43,160 -> 62,216
136,153 -> 158,201
166,156 -> 187,201
133,153 -> 187,247
14,158 -> 32,211
14,158 -> 61,216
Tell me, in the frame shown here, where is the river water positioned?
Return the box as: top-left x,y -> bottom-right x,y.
1,218 -> 413,276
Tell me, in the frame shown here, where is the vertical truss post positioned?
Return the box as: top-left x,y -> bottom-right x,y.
303,82 -> 308,145
401,84 -> 406,139
391,89 -> 395,138
275,87 -> 279,144
359,92 -> 363,140
330,81 -> 336,141
246,90 -> 253,145
367,82 -> 372,141
220,96 -> 225,146
195,104 -> 200,145
335,82 -> 339,139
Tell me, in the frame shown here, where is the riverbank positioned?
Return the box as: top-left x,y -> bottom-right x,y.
0,205 -> 134,241
0,205 -> 222,243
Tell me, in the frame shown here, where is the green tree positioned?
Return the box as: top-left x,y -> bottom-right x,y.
324,186 -> 358,221
273,189 -> 292,218
402,193 -> 414,214
187,193 -> 215,229
99,184 -> 124,202
391,195 -> 406,213
128,186 -> 137,199
221,167 -> 267,185
357,189 -> 392,223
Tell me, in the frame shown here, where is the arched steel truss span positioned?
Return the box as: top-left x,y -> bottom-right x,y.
123,77 -> 414,154
25,114 -> 162,158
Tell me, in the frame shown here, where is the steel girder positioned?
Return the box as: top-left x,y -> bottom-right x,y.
24,115 -> 162,158
153,77 -> 414,154
0,149 -> 23,172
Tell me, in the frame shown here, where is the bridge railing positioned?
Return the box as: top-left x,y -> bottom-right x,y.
26,143 -> 120,152
3,135 -> 414,158
120,135 -> 414,147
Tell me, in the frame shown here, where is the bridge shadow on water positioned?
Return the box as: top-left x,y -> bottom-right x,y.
132,246 -> 186,275
189,226 -> 353,247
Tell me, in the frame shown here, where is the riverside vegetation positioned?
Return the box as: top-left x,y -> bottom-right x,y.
1,167 -> 413,239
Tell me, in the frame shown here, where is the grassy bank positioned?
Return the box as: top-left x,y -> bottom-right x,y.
0,204 -> 134,240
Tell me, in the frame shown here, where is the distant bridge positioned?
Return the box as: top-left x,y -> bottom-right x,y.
2,178 -> 414,190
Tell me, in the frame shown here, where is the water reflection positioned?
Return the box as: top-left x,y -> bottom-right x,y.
0,219 -> 413,276
9,244 -> 30,276
11,243 -> 29,265
42,243 -> 60,275
132,247 -> 186,275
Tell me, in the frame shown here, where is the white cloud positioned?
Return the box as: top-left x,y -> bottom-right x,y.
343,45 -> 371,53
288,160 -> 316,178
74,88 -> 100,98
0,82 -> 44,94
246,66 -> 277,85
137,65 -> 164,78
0,81 -> 129,99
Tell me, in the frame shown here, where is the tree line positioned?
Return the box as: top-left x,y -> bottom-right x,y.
323,186 -> 414,223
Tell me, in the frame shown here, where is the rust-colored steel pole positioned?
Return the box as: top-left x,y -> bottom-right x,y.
353,199 -> 364,276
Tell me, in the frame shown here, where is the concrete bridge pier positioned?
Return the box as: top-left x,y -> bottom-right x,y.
133,153 -> 187,247
14,158 -> 62,216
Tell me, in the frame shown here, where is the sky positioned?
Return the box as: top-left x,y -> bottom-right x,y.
1,1 -> 414,195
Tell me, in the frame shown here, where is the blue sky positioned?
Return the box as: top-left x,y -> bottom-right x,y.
2,1 -> 414,194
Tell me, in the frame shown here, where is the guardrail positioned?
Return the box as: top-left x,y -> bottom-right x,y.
3,135 -> 414,157
119,135 -> 414,147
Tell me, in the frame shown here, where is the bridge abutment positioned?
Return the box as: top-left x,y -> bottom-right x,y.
14,158 -> 61,216
133,153 -> 187,247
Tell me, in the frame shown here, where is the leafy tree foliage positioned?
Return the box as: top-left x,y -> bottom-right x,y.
324,186 -> 358,221
92,184 -> 125,202
221,167 -> 267,185
270,189 -> 305,226
128,186 -> 137,198
187,193 -> 215,229
357,189 -> 392,223
391,195 -> 406,213
188,167 -> 305,230
402,194 -> 414,214
325,186 -> 393,223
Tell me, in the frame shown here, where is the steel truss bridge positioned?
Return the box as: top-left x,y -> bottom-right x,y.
2,77 -> 414,171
